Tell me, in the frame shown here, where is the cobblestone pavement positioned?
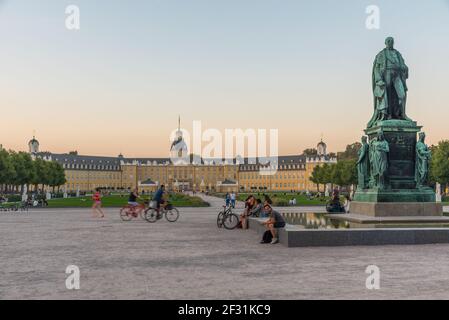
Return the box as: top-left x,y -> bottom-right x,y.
1,196 -> 449,300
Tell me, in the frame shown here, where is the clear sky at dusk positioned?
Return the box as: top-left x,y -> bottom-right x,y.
1,0 -> 449,157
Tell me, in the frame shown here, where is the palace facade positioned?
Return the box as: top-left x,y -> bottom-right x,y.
29,129 -> 336,193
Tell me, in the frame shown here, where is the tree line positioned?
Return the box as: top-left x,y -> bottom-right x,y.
0,149 -> 66,194
309,140 -> 449,193
430,140 -> 449,192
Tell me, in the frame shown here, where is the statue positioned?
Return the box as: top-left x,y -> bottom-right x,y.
415,132 -> 431,188
370,132 -> 390,189
22,184 -> 28,202
357,136 -> 370,189
368,37 -> 411,128
353,37 -> 439,208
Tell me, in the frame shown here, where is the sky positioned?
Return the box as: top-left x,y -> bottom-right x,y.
1,0 -> 449,158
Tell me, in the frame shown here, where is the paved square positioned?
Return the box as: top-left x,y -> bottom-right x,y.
1,197 -> 449,300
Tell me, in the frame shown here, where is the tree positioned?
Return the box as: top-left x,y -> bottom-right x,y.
338,142 -> 362,161
48,162 -> 66,192
31,158 -> 50,192
336,160 -> 358,188
317,160 -> 358,191
10,152 -> 35,193
0,149 -> 15,192
320,163 -> 332,185
430,140 -> 449,190
310,165 -> 324,192
303,148 -> 318,156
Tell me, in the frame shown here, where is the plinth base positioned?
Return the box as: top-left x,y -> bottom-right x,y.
354,188 -> 436,203
350,201 -> 443,217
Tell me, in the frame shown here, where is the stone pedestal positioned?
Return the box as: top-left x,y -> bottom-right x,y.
352,119 -> 438,218
365,120 -> 421,189
354,188 -> 436,203
350,201 -> 443,217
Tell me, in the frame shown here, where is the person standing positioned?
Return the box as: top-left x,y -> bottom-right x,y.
225,193 -> 231,207
92,189 -> 105,218
240,195 -> 255,229
230,192 -> 236,208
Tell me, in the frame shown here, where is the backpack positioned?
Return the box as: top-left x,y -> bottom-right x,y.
262,230 -> 273,243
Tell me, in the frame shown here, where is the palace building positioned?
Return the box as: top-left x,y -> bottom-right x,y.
30,125 -> 336,193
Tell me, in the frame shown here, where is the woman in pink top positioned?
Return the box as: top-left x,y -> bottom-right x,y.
92,189 -> 105,218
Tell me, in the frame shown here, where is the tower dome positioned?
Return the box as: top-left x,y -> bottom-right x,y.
28,136 -> 40,154
317,139 -> 327,156
170,116 -> 188,164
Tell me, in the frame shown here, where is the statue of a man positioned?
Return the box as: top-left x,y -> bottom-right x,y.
368,37 -> 410,127
370,132 -> 390,189
415,132 -> 431,188
357,136 -> 370,189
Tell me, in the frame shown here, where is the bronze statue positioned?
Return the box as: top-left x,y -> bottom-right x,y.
357,136 -> 370,189
415,132 -> 431,188
368,37 -> 411,127
370,132 -> 390,189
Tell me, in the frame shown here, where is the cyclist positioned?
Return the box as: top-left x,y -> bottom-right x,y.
126,188 -> 144,216
153,185 -> 167,216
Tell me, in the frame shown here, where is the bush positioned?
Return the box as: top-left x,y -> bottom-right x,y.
6,195 -> 22,202
273,199 -> 289,207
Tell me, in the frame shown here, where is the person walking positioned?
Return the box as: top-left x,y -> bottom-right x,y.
92,189 -> 105,218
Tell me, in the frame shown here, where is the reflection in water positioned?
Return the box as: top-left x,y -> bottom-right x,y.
282,212 -> 350,229
281,212 -> 449,229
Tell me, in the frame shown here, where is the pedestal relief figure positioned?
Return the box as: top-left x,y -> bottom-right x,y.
370,132 -> 390,190
357,136 -> 370,189
415,132 -> 431,188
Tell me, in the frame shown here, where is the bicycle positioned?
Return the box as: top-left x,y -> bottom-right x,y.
119,202 -> 147,221
217,205 -> 239,230
144,202 -> 179,223
0,203 -> 19,212
19,202 -> 30,212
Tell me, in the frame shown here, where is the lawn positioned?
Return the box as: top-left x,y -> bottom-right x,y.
214,192 -> 329,206
47,193 -> 209,208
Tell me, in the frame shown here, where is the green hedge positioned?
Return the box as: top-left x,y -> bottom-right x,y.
4,195 -> 21,202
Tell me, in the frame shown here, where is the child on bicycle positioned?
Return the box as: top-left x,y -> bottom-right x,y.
128,188 -> 140,207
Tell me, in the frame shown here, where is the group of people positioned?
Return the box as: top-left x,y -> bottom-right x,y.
229,194 -> 286,245
224,192 -> 237,208
91,185 -> 168,218
325,189 -> 350,213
